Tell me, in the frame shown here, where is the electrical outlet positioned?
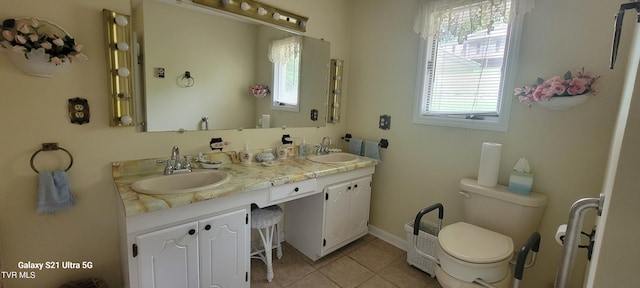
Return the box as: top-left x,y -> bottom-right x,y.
68,97 -> 90,125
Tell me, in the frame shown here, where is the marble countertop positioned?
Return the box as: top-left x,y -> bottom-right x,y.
112,151 -> 378,217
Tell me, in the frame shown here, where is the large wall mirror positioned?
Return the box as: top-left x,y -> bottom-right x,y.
131,0 -> 330,132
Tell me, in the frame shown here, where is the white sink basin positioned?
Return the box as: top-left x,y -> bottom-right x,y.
131,170 -> 230,195
307,153 -> 359,164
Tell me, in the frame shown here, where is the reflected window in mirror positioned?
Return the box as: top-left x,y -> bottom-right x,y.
270,36 -> 301,112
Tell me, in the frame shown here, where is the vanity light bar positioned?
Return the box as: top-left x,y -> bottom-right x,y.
103,9 -> 136,127
328,59 -> 343,123
193,0 -> 308,33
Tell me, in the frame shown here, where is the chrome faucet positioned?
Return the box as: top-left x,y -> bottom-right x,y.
161,146 -> 191,175
171,146 -> 181,169
315,136 -> 332,155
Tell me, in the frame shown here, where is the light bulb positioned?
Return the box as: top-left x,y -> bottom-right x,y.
116,42 -> 129,51
258,7 -> 267,16
220,0 -> 230,6
117,68 -> 130,77
272,12 -> 281,20
240,2 -> 250,10
121,115 -> 133,125
115,15 -> 128,26
299,20 -> 307,28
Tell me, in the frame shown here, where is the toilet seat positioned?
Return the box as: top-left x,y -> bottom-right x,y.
439,222 -> 513,263
437,222 -> 514,283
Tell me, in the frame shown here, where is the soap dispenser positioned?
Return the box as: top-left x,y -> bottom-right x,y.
240,143 -> 253,165
299,138 -> 307,158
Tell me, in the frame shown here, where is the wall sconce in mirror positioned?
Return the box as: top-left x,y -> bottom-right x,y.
192,0 -> 308,33
328,59 -> 343,123
103,9 -> 135,127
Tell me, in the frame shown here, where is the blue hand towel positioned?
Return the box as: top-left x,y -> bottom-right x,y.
348,138 -> 363,156
363,141 -> 381,163
37,171 -> 76,214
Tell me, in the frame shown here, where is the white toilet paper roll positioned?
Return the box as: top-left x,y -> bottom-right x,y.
478,142 -> 502,187
555,224 -> 567,245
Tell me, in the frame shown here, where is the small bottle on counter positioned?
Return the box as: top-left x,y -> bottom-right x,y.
240,143 -> 253,164
299,138 -> 307,158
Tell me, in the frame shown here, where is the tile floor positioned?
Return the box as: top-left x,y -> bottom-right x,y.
250,234 -> 442,288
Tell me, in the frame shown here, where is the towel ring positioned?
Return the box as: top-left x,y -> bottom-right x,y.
30,143 -> 73,173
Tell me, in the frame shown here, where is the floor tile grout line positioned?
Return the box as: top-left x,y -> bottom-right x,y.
252,234 -> 440,288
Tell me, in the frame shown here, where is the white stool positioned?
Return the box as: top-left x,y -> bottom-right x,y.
250,205 -> 283,282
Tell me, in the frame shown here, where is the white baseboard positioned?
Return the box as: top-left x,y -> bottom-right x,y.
368,224 -> 408,252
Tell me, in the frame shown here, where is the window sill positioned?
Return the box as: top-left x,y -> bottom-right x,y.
412,114 -> 508,132
271,105 -> 299,112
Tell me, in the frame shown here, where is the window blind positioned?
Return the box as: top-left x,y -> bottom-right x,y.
423,24 -> 507,115
420,0 -> 511,116
273,57 -> 300,106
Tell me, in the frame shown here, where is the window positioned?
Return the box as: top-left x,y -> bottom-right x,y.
413,0 -> 533,131
269,36 -> 302,112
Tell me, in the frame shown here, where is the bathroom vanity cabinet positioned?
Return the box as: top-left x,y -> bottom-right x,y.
285,171 -> 373,261
323,176 -> 372,252
113,155 -> 377,288
123,206 -> 250,288
135,208 -> 249,288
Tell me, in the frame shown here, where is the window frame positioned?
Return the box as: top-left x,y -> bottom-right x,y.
412,1 -> 526,132
271,41 -> 302,113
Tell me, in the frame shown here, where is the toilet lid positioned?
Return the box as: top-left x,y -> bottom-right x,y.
439,222 -> 514,264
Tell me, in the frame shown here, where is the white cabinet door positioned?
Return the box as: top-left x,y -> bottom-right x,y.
323,176 -> 372,252
283,168 -> 375,261
136,222 -> 200,288
349,177 -> 371,237
323,181 -> 351,251
199,209 -> 249,288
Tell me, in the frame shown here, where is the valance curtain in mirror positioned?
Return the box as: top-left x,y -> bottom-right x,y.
413,0 -> 534,43
268,36 -> 302,64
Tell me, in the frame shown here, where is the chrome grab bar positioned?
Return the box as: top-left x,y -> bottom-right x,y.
554,194 -> 604,288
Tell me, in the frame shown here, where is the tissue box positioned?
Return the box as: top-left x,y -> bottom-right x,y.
508,171 -> 533,195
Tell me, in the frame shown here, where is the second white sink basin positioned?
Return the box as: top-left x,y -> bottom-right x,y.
307,152 -> 359,164
131,170 -> 230,195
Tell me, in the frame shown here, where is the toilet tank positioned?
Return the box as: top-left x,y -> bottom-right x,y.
459,178 -> 548,252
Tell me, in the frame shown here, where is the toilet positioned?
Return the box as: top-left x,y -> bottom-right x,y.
435,178 -> 548,288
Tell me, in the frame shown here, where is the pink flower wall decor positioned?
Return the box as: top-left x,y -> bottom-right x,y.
514,68 -> 600,107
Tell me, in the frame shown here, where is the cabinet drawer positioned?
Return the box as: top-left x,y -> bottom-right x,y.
270,179 -> 317,203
